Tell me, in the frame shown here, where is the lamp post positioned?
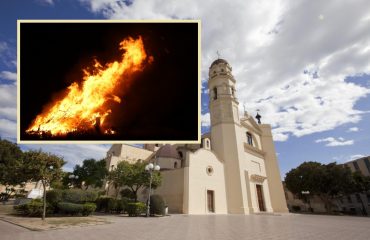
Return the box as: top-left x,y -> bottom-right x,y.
145,162 -> 160,217
301,190 -> 312,212
68,174 -> 79,188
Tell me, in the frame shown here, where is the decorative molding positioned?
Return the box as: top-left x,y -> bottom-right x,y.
250,174 -> 267,183
244,142 -> 265,158
240,118 -> 262,135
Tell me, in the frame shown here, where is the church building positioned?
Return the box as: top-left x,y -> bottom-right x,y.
105,58 -> 288,214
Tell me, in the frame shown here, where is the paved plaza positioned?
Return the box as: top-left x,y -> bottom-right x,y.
1,214 -> 369,240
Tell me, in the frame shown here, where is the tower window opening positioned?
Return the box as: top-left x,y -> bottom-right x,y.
178,151 -> 183,159
174,162 -> 178,168
213,87 -> 218,100
231,87 -> 235,96
247,132 -> 253,146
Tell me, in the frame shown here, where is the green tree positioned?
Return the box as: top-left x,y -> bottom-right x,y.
110,161 -> 162,202
23,150 -> 65,220
285,161 -> 353,212
107,168 -> 121,198
0,139 -> 27,187
318,162 -> 353,211
73,159 -> 108,189
350,171 -> 370,215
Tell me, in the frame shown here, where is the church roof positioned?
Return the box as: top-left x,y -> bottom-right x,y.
155,144 -> 181,159
210,58 -> 228,68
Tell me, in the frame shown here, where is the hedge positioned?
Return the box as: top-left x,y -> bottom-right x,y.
95,197 -> 129,213
46,189 -> 98,205
62,189 -> 98,203
14,199 -> 48,217
82,203 -> 97,216
126,202 -> 146,217
150,195 -> 166,216
57,202 -> 96,216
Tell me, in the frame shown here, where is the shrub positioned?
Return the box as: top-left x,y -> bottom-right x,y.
126,202 -> 146,217
58,202 -> 84,215
150,195 -> 166,216
14,199 -> 45,217
46,189 -> 63,211
62,189 -> 98,204
107,198 -> 117,212
96,196 -> 114,212
82,203 -> 97,216
119,198 -> 130,213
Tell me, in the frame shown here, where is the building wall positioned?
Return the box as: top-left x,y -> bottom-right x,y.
106,144 -> 153,169
283,185 -> 327,213
211,123 -> 250,214
186,149 -> 227,214
260,124 -> 289,213
345,156 -> 370,177
337,156 -> 370,216
153,168 -> 184,213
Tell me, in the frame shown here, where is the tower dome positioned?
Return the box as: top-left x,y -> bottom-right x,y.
155,144 -> 180,159
210,58 -> 229,68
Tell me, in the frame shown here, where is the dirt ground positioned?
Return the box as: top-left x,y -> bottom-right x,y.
0,201 -> 111,231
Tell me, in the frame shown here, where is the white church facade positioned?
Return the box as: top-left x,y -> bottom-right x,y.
105,59 -> 288,214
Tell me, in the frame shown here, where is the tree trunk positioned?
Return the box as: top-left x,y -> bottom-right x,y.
131,187 -> 138,202
115,187 -> 120,199
42,180 -> 46,221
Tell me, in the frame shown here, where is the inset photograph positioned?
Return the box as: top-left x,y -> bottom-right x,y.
18,20 -> 200,143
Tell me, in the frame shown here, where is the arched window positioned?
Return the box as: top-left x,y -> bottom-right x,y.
178,151 -> 183,159
247,132 -> 253,146
174,162 -> 178,168
213,87 -> 217,100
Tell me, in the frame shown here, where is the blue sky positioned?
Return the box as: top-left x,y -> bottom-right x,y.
0,0 -> 369,178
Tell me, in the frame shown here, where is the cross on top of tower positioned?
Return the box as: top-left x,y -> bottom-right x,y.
255,109 -> 262,124
216,50 -> 221,59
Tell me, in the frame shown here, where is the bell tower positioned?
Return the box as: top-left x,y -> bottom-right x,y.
208,59 -> 239,126
208,58 -> 250,214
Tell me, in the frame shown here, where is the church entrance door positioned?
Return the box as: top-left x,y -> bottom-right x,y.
207,190 -> 215,213
256,185 -> 266,211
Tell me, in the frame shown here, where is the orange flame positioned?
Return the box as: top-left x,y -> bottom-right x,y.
26,36 -> 150,136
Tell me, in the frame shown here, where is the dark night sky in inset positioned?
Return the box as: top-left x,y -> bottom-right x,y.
20,22 -> 199,141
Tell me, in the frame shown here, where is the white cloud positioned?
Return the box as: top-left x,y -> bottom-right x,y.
201,112 -> 210,127
349,154 -> 364,161
0,71 -> 17,81
0,84 -> 17,139
0,118 -> 16,140
78,0 -> 370,142
0,41 -> 8,54
21,144 -> 111,172
347,127 -> 359,132
36,0 -> 54,5
315,137 -> 354,147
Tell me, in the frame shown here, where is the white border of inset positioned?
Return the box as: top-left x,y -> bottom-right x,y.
17,19 -> 201,144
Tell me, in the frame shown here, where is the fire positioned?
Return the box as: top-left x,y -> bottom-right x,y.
26,36 -> 150,136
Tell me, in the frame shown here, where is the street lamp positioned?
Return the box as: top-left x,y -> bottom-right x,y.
301,190 -> 312,212
145,162 -> 160,217
68,174 -> 79,188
